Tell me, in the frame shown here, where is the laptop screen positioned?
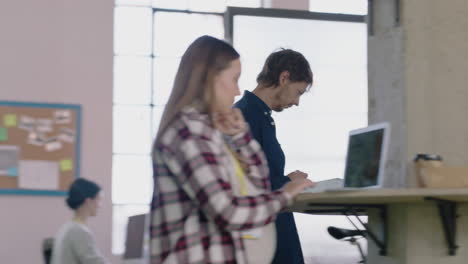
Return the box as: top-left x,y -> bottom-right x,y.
343,123 -> 389,188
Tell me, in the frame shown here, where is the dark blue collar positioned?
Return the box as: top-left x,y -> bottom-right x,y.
243,90 -> 272,116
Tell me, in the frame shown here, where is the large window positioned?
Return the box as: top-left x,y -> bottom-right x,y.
112,0 -> 261,255
113,1 -> 368,261
229,6 -> 368,262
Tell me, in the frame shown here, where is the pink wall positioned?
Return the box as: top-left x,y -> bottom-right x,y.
0,0 -> 311,262
0,0 -> 114,263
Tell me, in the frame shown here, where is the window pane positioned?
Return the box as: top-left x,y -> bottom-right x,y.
237,57 -> 264,95
309,66 -> 368,114
154,12 -> 224,57
114,7 -> 152,55
226,0 -> 261,8
310,0 -> 368,15
112,154 -> 153,204
153,57 -> 181,106
152,0 -> 189,10
233,14 -> 367,262
113,105 -> 152,154
275,114 -> 367,161
112,204 -> 150,254
234,14 -> 369,164
233,16 -> 367,68
189,0 -> 226,12
114,56 -> 152,105
116,0 -> 151,6
152,106 -> 165,137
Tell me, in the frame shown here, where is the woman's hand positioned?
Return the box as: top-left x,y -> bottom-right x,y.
282,178 -> 315,197
212,108 -> 247,136
287,170 -> 308,181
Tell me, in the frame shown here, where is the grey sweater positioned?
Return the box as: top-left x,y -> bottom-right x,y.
51,221 -> 108,264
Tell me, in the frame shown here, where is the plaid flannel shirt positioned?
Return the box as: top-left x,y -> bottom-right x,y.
150,107 -> 291,264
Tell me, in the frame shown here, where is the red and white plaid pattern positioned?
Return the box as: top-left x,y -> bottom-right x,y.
150,107 -> 291,264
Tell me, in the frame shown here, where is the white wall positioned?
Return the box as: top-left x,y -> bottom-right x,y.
0,0 -> 114,263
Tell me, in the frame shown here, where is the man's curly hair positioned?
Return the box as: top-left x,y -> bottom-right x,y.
256,49 -> 313,88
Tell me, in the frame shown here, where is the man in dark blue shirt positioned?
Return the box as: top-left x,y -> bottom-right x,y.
234,49 -> 313,264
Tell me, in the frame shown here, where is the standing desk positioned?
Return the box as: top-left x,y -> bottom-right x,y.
290,188 -> 468,264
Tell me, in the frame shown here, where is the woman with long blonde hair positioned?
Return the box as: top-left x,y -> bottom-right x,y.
150,35 -> 313,264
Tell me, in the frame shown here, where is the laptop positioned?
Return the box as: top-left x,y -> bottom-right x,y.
303,122 -> 391,193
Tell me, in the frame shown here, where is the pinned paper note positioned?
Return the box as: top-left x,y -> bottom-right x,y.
18,160 -> 59,190
37,118 -> 53,126
7,167 -> 18,177
36,118 -> 53,133
36,125 -> 53,133
58,128 -> 75,143
0,127 -> 7,141
54,110 -> 71,124
28,132 -> 45,146
0,145 -> 19,176
45,140 -> 62,152
4,114 -> 17,127
19,116 -> 35,131
60,159 -> 73,171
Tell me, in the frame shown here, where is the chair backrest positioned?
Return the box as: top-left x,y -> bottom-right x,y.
42,237 -> 54,264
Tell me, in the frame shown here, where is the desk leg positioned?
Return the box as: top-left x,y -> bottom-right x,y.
425,197 -> 459,255
367,204 -> 468,264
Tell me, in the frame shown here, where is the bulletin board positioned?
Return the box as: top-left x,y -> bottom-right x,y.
0,101 -> 81,196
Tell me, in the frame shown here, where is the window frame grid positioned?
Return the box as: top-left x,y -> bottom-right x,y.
112,4 -> 367,255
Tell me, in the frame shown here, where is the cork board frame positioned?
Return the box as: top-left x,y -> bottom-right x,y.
0,101 -> 81,196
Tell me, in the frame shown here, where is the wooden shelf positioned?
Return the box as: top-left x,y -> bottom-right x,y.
289,188 -> 468,256
290,188 -> 468,213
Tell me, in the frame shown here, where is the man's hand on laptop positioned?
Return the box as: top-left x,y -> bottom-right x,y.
287,170 -> 308,181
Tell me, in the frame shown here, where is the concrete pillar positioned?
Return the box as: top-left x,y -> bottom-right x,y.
369,0 -> 468,188
368,1 -> 468,263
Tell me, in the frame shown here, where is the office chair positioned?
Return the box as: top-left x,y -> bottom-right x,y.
42,237 -> 54,264
328,226 -> 367,264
